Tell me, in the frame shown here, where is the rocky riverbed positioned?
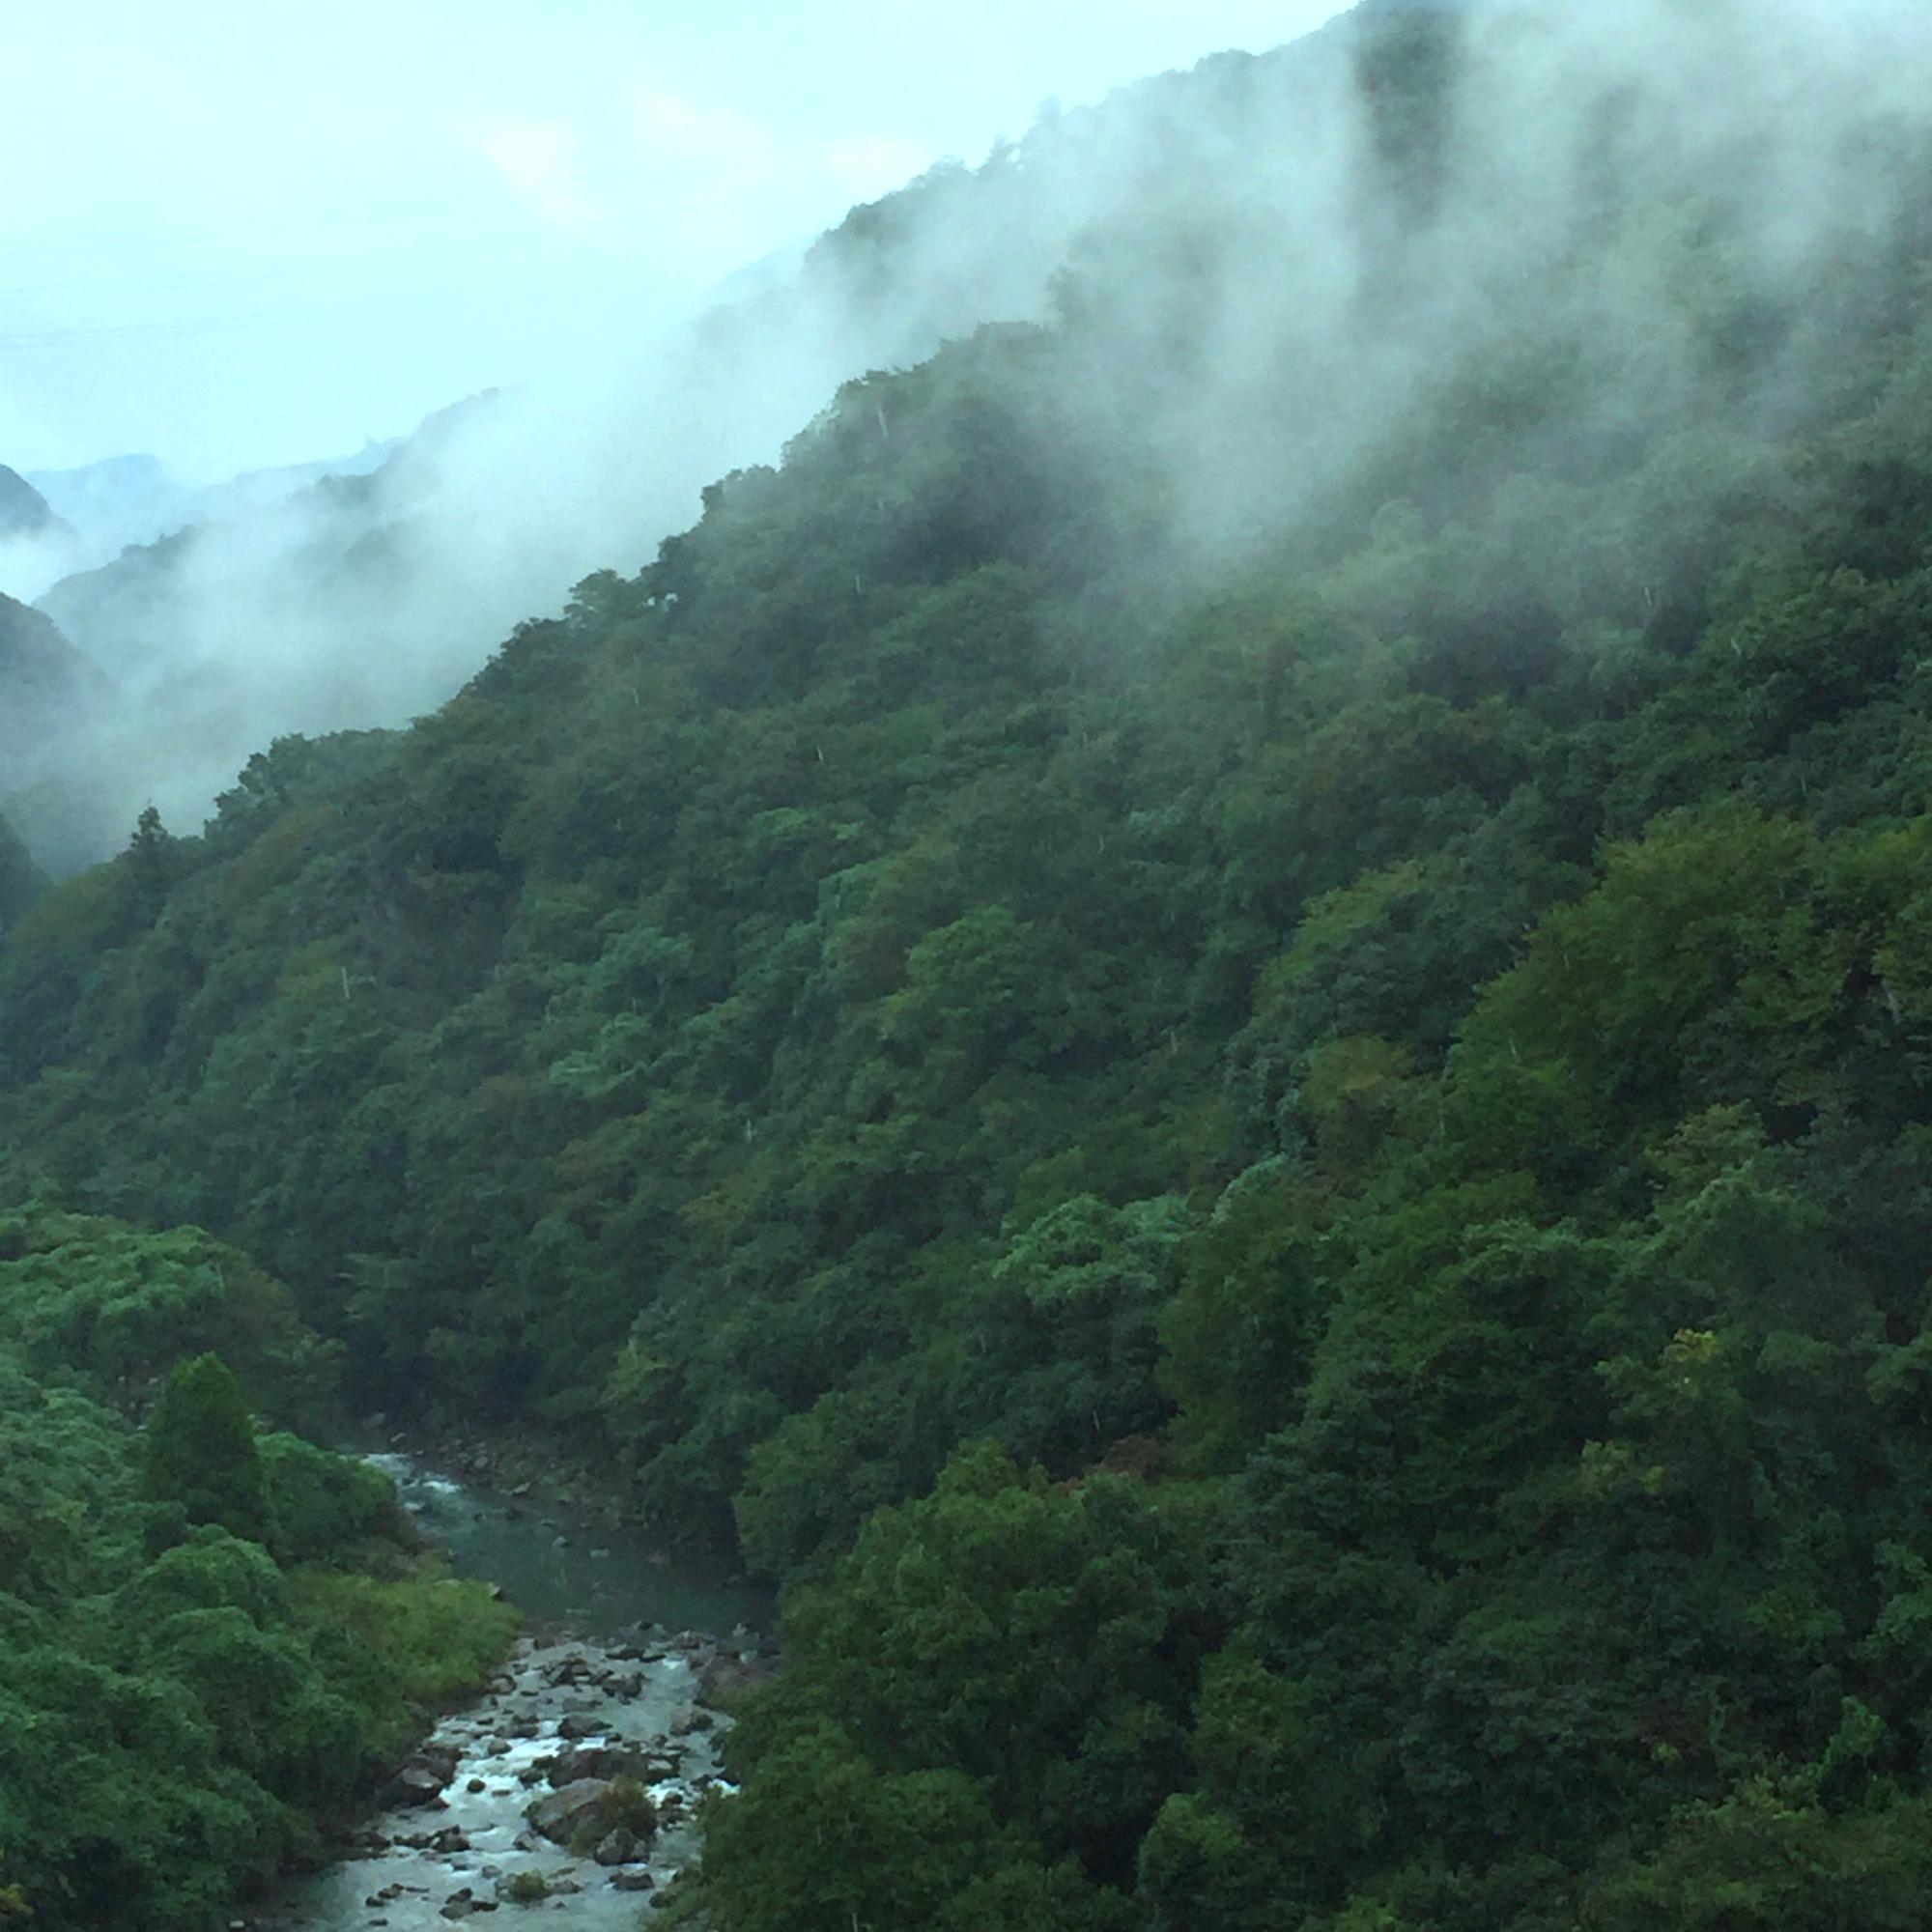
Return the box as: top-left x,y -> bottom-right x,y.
244,1455 -> 773,1929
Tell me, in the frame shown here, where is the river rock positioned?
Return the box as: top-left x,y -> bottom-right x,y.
494,1871 -> 552,1905
551,1742 -> 641,1784
527,1777 -> 611,1843
697,1653 -> 774,1704
391,1764 -> 450,1806
611,1867 -> 655,1891
593,1828 -> 642,1866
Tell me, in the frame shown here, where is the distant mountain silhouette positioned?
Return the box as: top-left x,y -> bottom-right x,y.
0,465 -> 63,541
0,591 -> 123,876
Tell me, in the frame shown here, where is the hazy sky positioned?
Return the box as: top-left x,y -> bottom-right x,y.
0,1 -> 1344,481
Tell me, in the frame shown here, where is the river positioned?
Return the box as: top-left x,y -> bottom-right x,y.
249,1454 -> 772,1929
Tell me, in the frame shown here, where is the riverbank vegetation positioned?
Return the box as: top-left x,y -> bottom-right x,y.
7,1 -> 1932,1924
0,1208 -> 516,1929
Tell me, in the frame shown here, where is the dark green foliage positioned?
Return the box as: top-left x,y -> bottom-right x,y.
0,814 -> 43,935
260,1432 -> 400,1565
708,1446 -> 1206,1927
142,1354 -> 270,1544
0,1208 -> 332,1419
11,5 -> 1932,1927
0,593 -> 122,879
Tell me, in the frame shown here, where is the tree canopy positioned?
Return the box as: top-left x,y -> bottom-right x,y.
9,1 -> 1932,1923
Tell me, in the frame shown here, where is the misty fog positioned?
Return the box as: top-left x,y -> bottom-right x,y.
6,0 -> 1929,877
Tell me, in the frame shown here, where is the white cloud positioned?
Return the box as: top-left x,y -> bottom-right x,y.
0,0 -> 1344,474
480,118 -> 600,233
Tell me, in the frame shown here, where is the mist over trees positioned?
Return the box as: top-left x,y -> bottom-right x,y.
10,0 -> 1932,1923
27,0 -> 1928,880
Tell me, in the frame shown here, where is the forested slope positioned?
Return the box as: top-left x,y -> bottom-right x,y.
0,593 -> 123,878
0,469 -> 59,542
9,0 -> 1932,1923
0,813 -> 44,932
0,1208 -> 515,1928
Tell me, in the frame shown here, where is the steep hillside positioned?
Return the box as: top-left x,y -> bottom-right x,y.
0,590 -> 106,720
25,452 -> 186,554
0,464 -> 59,539
13,0 -> 1642,860
0,592 -> 127,875
0,810 -> 45,930
35,393 -> 499,684
0,466 -> 77,596
9,0 -> 1932,1923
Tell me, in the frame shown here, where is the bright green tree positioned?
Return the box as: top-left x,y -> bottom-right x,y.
141,1354 -> 270,1545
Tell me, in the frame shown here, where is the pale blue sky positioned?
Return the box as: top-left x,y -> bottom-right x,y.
0,1 -> 1344,477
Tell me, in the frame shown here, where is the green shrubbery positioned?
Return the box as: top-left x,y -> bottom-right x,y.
0,1213 -> 515,1928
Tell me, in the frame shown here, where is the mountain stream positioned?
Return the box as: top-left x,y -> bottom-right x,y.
250,1455 -> 772,1928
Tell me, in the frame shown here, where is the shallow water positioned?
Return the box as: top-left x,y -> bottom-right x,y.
363,1454 -> 769,1639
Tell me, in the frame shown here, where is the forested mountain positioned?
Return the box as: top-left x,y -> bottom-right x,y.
6,0 -> 1629,870
24,453 -> 185,554
0,591 -> 105,727
10,0 -> 1932,1923
33,397 -> 489,693
0,467 -> 59,541
0,811 -> 45,932
0,592 -> 124,877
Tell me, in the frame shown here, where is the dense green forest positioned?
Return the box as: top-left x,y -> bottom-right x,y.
10,0 -> 1932,1923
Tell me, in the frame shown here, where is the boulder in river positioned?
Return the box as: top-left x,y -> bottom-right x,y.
527,1777 -> 612,1843
697,1651 -> 776,1704
594,1828 -> 642,1866
390,1763 -> 451,1807
551,1742 -> 643,1785
495,1870 -> 552,1904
